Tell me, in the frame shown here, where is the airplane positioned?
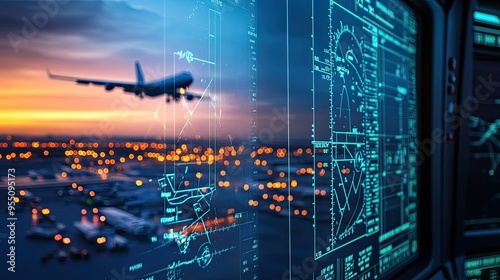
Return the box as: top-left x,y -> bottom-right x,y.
73,221 -> 101,241
47,61 -> 203,102
98,207 -> 154,236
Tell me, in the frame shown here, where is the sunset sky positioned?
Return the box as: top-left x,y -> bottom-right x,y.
0,0 -> 256,140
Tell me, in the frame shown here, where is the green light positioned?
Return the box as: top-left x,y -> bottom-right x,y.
474,11 -> 500,26
489,170 -> 494,176
465,254 -> 500,278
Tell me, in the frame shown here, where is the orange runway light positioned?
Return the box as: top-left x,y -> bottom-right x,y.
54,234 -> 62,242
96,237 -> 106,245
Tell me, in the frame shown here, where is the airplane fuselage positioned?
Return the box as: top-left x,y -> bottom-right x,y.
47,61 -> 202,102
144,72 -> 193,97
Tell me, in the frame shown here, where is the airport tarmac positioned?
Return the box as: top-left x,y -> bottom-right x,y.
0,139 -> 321,279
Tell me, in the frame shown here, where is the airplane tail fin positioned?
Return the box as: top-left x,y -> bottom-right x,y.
46,68 -> 53,78
135,61 -> 145,84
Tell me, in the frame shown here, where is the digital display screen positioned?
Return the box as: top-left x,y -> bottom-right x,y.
466,253 -> 500,279
465,60 -> 500,229
310,0 -> 419,278
0,0 -> 419,279
473,11 -> 500,48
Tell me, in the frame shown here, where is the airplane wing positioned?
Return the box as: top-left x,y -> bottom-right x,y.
46,68 -> 137,92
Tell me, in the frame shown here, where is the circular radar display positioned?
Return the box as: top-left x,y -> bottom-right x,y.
332,23 -> 365,133
330,23 -> 367,247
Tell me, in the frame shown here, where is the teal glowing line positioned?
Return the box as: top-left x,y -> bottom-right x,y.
470,120 -> 500,146
192,57 -> 215,65
311,0 -> 318,261
162,218 -> 193,225
286,0 -> 292,276
474,11 -> 500,26
474,25 -> 500,36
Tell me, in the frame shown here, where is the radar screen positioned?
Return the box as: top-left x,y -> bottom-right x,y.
249,0 -> 419,279
311,0 -> 419,278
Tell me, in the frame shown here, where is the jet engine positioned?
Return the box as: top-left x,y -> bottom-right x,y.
104,83 -> 115,91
